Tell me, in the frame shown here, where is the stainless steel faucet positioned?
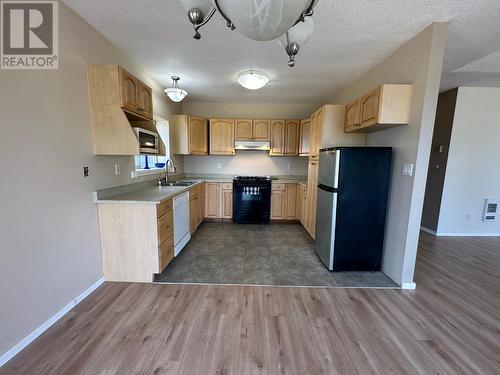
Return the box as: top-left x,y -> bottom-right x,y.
165,158 -> 177,183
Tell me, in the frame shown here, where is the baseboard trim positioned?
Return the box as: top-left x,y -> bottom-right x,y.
401,282 -> 417,290
0,276 -> 105,367
437,232 -> 500,237
420,227 -> 437,235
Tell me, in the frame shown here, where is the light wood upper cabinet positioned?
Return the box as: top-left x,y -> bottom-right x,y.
138,81 -> 153,120
205,182 -> 221,218
309,109 -> 324,159
118,67 -> 154,120
189,117 -> 208,154
235,119 -> 253,140
253,119 -> 271,140
284,120 -> 300,155
119,67 -> 140,113
87,65 -> 158,155
344,84 -> 413,133
299,119 -> 311,156
210,118 -> 235,155
171,115 -> 208,155
345,99 -> 361,131
270,120 -> 285,156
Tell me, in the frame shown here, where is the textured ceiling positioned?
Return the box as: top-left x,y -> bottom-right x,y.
63,0 -> 500,103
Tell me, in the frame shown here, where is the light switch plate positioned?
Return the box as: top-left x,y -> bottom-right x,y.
403,163 -> 414,176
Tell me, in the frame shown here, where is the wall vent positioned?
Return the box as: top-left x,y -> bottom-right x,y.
482,199 -> 498,222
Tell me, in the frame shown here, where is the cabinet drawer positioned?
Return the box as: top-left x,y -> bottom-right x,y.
222,182 -> 233,190
157,199 -> 173,218
157,210 -> 173,245
272,183 -> 286,191
158,236 -> 174,272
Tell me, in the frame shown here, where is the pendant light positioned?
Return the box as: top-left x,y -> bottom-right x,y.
164,76 -> 188,102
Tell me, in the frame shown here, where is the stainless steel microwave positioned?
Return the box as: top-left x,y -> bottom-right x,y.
133,127 -> 159,154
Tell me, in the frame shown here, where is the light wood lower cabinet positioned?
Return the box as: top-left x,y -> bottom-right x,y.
205,182 -> 221,218
189,183 -> 205,233
297,183 -> 307,224
98,198 -> 174,283
270,182 -> 300,221
222,189 -> 233,219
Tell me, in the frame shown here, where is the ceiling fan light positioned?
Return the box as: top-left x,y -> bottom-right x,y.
216,0 -> 313,41
178,0 -> 213,17
237,70 -> 270,90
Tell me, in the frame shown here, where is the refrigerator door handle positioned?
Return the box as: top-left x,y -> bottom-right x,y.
318,183 -> 339,193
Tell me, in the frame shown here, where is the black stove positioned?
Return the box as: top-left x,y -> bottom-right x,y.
233,176 -> 272,224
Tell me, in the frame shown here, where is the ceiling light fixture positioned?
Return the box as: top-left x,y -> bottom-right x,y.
164,76 -> 188,102
178,0 -> 318,67
237,70 -> 270,90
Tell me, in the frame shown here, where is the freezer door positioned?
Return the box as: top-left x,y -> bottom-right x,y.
318,149 -> 340,188
314,186 -> 338,270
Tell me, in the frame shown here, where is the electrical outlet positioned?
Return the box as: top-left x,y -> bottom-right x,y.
287,163 -> 292,170
114,163 -> 121,175
403,163 -> 414,176
83,166 -> 89,178
217,162 -> 222,169
466,213 -> 471,221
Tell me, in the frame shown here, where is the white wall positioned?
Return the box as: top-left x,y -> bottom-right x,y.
437,87 -> 500,235
181,102 -> 317,176
0,3 -> 181,358
332,23 -> 448,286
184,152 -> 308,176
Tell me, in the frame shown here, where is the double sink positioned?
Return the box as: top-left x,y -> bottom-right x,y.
160,180 -> 197,187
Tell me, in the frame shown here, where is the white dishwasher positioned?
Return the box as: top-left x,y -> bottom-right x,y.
173,192 -> 191,256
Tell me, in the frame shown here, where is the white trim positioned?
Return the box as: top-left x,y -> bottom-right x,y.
401,282 -> 416,290
436,232 -> 500,237
0,277 -> 105,368
420,226 -> 437,235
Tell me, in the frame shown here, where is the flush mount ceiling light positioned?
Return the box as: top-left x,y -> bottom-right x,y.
178,0 -> 318,67
237,70 -> 270,90
164,76 -> 188,102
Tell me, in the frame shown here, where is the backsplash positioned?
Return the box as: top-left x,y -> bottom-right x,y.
183,151 -> 308,176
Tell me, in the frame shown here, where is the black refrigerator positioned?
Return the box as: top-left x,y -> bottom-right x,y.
314,147 -> 392,271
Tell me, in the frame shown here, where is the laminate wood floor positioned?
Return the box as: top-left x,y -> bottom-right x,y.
2,232 -> 499,374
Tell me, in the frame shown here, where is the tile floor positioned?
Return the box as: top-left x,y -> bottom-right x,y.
155,222 -> 398,288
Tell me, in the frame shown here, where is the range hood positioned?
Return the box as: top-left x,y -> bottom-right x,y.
235,140 -> 271,151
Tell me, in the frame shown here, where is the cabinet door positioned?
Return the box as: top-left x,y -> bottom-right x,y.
205,182 -> 220,218
296,185 -> 303,223
345,99 -> 361,131
270,120 -> 285,156
305,160 -> 319,238
189,196 -> 197,234
285,184 -> 298,220
222,190 -> 233,219
189,116 -> 208,155
199,182 -> 206,222
210,119 -> 235,155
118,67 -> 139,113
360,86 -> 381,127
285,120 -> 300,155
253,119 -> 271,140
309,112 -> 319,159
314,107 -> 324,157
235,119 -> 253,140
138,81 -> 153,119
270,191 -> 285,219
299,119 -> 311,156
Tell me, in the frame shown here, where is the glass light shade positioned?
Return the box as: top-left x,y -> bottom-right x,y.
237,70 -> 270,90
164,87 -> 188,102
178,0 -> 213,16
279,17 -> 314,50
215,0 -> 312,41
